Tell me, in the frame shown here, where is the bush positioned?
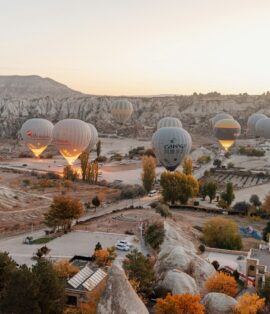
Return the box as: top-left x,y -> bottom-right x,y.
120,184 -> 145,199
198,244 -> 205,253
211,260 -> 220,270
22,179 -> 30,186
233,201 -> 251,214
203,217 -> 242,250
205,272 -> 238,297
144,222 -> 165,250
155,204 -> 172,218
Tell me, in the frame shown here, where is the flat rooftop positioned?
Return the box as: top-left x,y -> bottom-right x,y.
250,248 -> 270,270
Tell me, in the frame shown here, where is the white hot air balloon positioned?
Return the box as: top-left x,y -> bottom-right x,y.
255,118 -> 270,138
152,127 -> 192,171
211,113 -> 233,128
111,99 -> 133,124
247,113 -> 267,136
21,118 -> 53,157
88,123 -> 99,151
52,119 -> 91,165
157,117 -> 182,129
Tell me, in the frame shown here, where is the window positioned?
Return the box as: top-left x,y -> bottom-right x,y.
249,265 -> 255,271
66,295 -> 77,306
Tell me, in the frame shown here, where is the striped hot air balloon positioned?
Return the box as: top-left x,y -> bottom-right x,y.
214,119 -> 241,151
157,117 -> 182,129
111,99 -> 133,124
247,113 -> 267,136
211,113 -> 234,128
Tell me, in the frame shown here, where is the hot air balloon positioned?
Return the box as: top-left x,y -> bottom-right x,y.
255,117 -> 270,138
52,119 -> 91,165
88,123 -> 98,151
152,127 -> 192,171
20,118 -> 53,157
211,113 -> 233,128
247,113 -> 267,136
111,99 -> 133,124
157,117 -> 182,129
214,119 -> 241,151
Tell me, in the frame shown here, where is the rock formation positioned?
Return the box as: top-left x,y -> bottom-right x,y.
202,292 -> 237,314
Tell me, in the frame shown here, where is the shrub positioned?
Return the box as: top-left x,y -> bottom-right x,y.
155,293 -> 205,314
211,260 -> 220,270
144,222 -> 165,250
233,201 -> 251,215
205,272 -> 238,297
155,204 -> 172,218
96,155 -> 107,162
234,293 -> 265,314
120,184 -> 145,199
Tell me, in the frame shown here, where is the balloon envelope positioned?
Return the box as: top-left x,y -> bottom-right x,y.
21,118 -> 53,157
88,123 -> 99,150
214,119 -> 241,151
211,113 -> 233,128
52,119 -> 91,165
255,117 -> 270,138
247,113 -> 267,136
157,117 -> 182,129
111,99 -> 133,124
152,127 -> 192,171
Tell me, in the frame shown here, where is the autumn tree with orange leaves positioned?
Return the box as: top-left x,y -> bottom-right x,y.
53,259 -> 79,279
94,247 -> 116,267
234,293 -> 265,314
154,293 -> 205,314
205,272 -> 237,297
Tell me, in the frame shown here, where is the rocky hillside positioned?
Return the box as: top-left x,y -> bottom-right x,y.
1,77 -> 270,139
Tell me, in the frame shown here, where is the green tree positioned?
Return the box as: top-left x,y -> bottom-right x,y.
33,258 -> 65,314
250,194 -> 261,207
96,140 -> 101,158
160,171 -> 199,205
183,158 -> 193,175
141,156 -> 156,192
123,249 -> 155,298
203,217 -> 242,250
155,203 -> 172,219
79,150 -> 90,181
1,265 -> 40,314
233,201 -> 250,215
263,221 -> 270,241
221,183 -> 235,208
0,252 -> 17,307
144,222 -> 165,249
44,196 -> 84,231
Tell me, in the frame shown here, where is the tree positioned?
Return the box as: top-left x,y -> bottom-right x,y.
141,156 -> 156,192
32,258 -> 65,314
211,260 -> 220,270
79,150 -> 90,181
262,193 -> 270,215
53,260 -> 79,279
233,201 -> 251,215
258,277 -> 270,304
183,158 -> 193,175
63,165 -> 78,181
155,203 -> 172,219
250,194 -> 261,207
1,265 -> 40,314
96,140 -> 101,158
86,161 -> 99,184
94,249 -> 110,267
234,293 -> 265,314
44,196 -> 84,232
154,293 -> 205,314
144,222 -> 165,249
92,196 -> 101,210
263,221 -> 270,242
221,183 -> 235,208
160,171 -> 199,205
213,159 -> 222,168
203,217 -> 242,250
205,272 -> 237,297
95,242 -> 102,251
123,249 -> 155,298
0,252 -> 17,304
201,181 -> 217,203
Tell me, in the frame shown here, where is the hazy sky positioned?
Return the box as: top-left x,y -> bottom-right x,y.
1,0 -> 270,95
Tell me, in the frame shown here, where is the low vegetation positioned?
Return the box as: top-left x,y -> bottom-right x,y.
238,146 -> 265,157
205,272 -> 238,297
144,222 -> 165,250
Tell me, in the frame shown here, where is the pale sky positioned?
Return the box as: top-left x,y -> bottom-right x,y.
1,0 -> 270,95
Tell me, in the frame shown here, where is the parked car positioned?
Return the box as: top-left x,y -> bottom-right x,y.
148,190 -> 157,197
117,240 -> 133,248
116,243 -> 130,251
